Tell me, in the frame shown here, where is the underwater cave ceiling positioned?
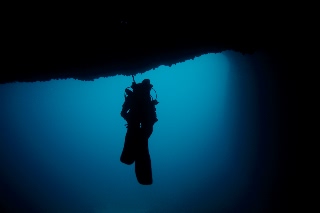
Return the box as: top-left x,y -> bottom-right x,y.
1,15 -> 287,84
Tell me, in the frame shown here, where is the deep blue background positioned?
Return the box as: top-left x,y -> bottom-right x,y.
0,51 -> 280,213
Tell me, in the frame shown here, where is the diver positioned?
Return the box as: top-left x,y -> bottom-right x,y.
120,76 -> 159,185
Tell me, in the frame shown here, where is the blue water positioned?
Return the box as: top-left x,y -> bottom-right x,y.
0,52 -> 278,212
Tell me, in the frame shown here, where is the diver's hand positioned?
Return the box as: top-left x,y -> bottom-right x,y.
121,111 -> 129,121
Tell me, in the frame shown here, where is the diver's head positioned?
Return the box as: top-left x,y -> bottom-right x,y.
142,79 -> 150,85
141,79 -> 153,89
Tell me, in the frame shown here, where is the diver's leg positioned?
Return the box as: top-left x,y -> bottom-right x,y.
120,121 -> 140,165
134,123 -> 154,185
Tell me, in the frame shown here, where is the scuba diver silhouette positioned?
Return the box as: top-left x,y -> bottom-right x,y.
120,76 -> 159,185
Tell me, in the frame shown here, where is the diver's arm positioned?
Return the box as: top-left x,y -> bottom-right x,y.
120,96 -> 131,121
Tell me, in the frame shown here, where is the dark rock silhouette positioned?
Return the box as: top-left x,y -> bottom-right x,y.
120,77 -> 159,185
0,11 -> 288,84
